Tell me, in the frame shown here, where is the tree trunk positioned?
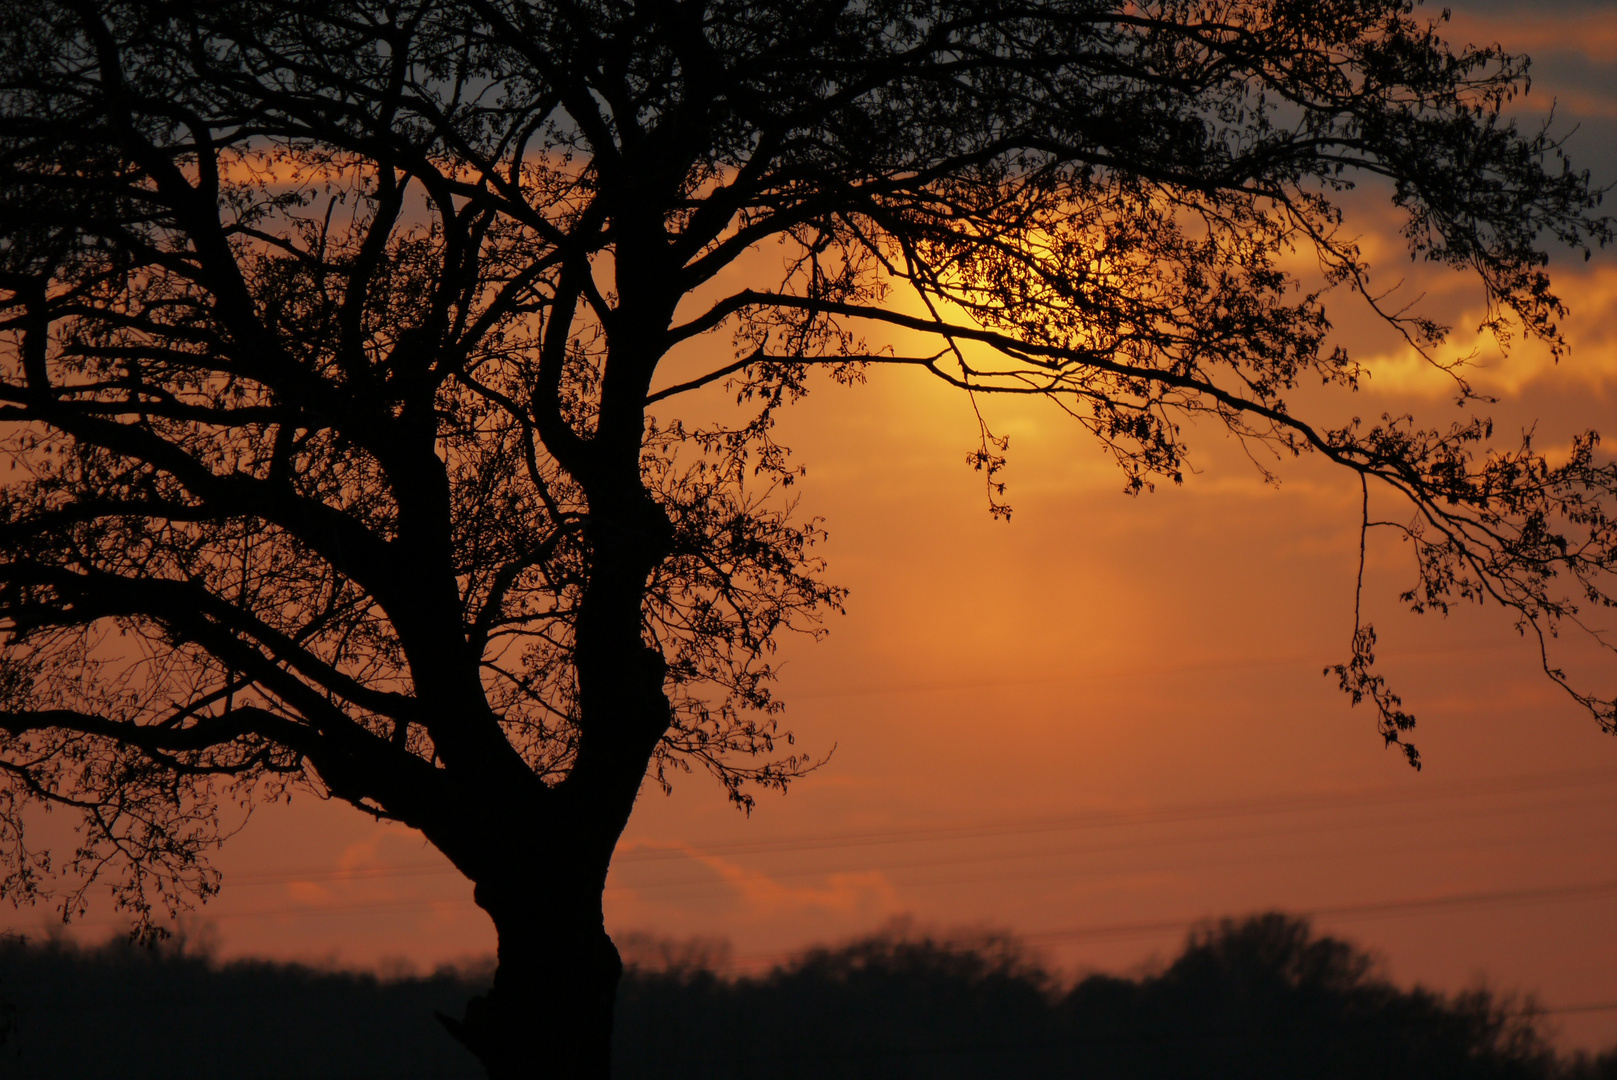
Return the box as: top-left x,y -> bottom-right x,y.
446,879 -> 623,1080
438,444 -> 673,1079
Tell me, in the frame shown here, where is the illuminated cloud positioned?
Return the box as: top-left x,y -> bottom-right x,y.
1350,263 -> 1617,398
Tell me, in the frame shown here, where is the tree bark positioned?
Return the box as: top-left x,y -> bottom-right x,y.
445,876 -> 624,1080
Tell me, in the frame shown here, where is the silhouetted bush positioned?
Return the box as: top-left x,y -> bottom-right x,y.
1,914 -> 1611,1079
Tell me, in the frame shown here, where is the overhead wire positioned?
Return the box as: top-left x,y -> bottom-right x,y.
612,764 -> 1616,863
609,808 -> 1602,901
23,766 -> 1615,974
606,788 -> 1607,897
210,763 -> 1615,889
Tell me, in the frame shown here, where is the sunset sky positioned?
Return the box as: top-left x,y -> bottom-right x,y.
7,0 -> 1614,1055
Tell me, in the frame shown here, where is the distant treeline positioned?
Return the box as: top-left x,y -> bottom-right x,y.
1,913 -> 1612,1080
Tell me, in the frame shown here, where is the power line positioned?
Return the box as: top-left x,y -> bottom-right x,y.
74,803 -> 1591,918
608,809 -> 1599,900
612,764 -> 1615,864
213,764 -> 1614,889
41,803 -> 1599,932
16,768 -> 1612,944
211,783 -> 1603,895
607,790 -> 1604,897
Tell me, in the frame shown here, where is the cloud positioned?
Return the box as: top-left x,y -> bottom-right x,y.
609,839 -> 903,919
1349,263 -> 1617,399
1446,10 -> 1617,66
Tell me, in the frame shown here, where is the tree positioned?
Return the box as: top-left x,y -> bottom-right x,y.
0,0 -> 1611,1076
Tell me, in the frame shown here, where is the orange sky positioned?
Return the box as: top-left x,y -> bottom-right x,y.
6,0 -> 1614,1055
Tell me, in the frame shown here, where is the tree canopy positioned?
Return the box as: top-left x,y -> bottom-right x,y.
0,0 -> 1612,1076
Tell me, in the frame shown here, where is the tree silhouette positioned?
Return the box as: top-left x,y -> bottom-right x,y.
614,916 -> 1583,1080
5,916 -> 1609,1079
0,1 -> 1612,1076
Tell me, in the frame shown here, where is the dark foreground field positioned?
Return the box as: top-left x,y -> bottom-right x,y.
2,914 -> 1612,1080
